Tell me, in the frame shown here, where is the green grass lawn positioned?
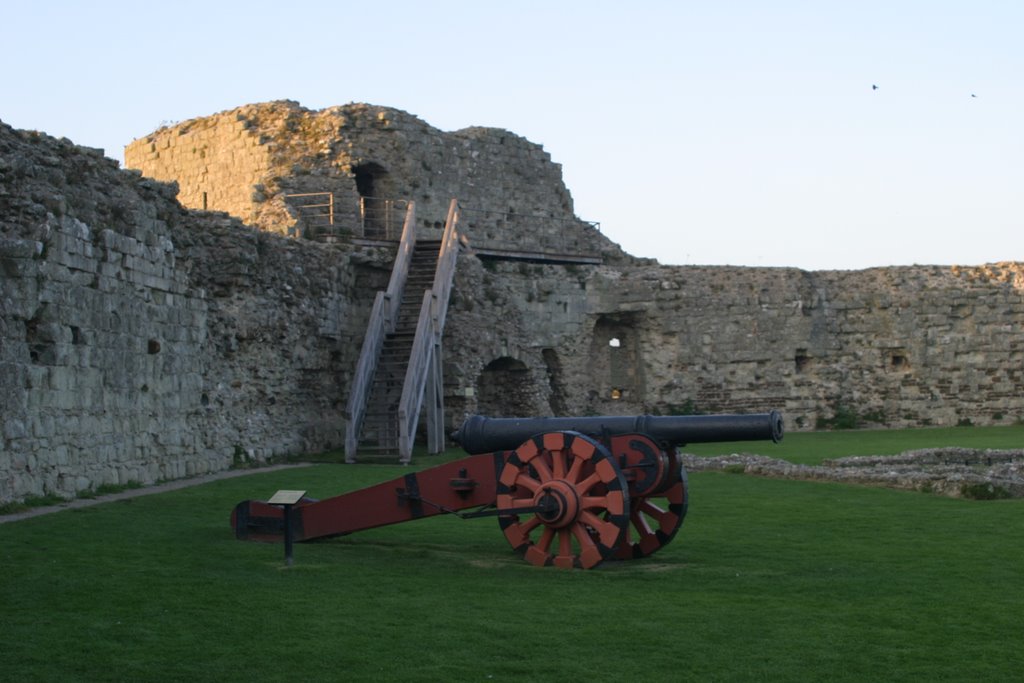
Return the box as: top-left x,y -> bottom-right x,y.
2,428 -> 1022,681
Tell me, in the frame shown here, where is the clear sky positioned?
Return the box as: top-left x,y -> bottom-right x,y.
2,1 -> 1021,270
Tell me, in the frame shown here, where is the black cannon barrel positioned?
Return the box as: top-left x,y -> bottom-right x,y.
452,410 -> 783,455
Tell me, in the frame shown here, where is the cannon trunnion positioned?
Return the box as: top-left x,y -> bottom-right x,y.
231,411 -> 782,569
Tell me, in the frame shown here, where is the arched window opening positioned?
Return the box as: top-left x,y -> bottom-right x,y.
589,313 -> 645,411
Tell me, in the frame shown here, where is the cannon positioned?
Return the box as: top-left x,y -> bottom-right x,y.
231,411 -> 783,569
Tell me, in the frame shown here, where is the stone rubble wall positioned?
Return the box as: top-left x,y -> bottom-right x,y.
683,449 -> 1024,499
1,213 -> 209,499
1,122 -> 365,505
580,262 -> 1024,427
441,258 -> 1024,431
125,112 -> 272,227
3,102 -> 1024,508
129,104 -> 1016,434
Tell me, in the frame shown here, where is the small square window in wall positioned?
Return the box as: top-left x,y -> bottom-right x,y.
795,349 -> 810,373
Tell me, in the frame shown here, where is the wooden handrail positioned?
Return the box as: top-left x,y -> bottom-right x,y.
344,291 -> 389,461
397,290 -> 437,461
384,202 -> 418,327
396,199 -> 462,461
431,199 -> 460,333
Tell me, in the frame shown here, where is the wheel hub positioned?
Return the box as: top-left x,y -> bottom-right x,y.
533,480 -> 580,528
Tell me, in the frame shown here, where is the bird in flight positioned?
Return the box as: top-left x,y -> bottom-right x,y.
872,84 -> 879,90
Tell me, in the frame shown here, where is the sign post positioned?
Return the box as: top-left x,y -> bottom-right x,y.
268,490 -> 307,566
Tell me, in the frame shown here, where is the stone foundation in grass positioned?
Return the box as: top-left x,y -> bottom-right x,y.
682,448 -> 1024,499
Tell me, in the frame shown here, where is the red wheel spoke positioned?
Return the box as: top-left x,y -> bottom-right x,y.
637,498 -> 666,517
570,523 -> 596,550
557,529 -> 572,557
520,516 -> 543,534
637,498 -> 676,531
581,490 -> 625,516
579,510 -> 623,548
630,507 -> 655,536
503,490 -> 533,505
580,494 -> 610,510
554,529 -> 579,568
514,473 -> 542,494
575,524 -> 606,568
530,457 -> 554,483
552,449 -> 567,479
536,526 -> 555,553
565,456 -> 584,484
575,472 -> 601,494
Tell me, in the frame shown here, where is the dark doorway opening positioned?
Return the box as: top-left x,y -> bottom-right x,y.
353,162 -> 389,238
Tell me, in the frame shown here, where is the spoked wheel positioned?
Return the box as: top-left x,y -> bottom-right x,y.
608,436 -> 689,560
617,485 -> 688,558
496,431 -> 629,569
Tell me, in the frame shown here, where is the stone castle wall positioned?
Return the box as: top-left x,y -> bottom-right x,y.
1,123 -> 367,504
2,102 -> 1023,506
125,112 -> 272,227
441,259 -> 1024,431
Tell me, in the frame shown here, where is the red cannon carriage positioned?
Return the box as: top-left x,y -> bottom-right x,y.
231,411 -> 783,569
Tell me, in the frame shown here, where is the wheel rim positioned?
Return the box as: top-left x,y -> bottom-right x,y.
496,431 -> 629,569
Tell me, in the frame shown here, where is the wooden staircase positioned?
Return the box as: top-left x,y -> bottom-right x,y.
356,240 -> 441,456
345,200 -> 461,463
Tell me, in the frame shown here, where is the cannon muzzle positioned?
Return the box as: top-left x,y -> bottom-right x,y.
452,410 -> 783,455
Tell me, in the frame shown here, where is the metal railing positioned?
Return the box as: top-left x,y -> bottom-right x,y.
282,194 -> 599,257
284,192 -> 334,228
360,197 -> 410,240
284,193 -> 413,240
